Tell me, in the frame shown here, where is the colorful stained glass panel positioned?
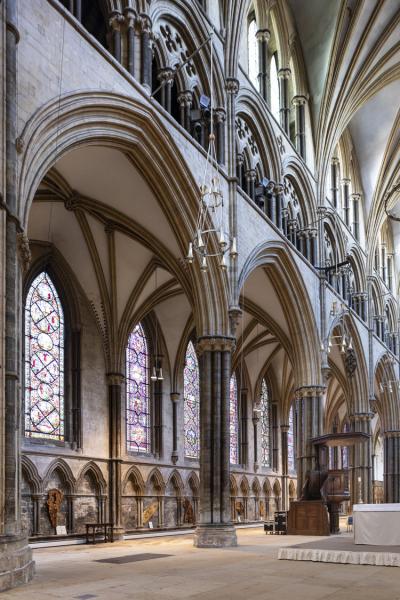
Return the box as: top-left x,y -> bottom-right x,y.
126,323 -> 150,453
183,341 -> 200,459
25,272 -> 64,440
288,405 -> 296,471
230,374 -> 239,464
260,379 -> 271,467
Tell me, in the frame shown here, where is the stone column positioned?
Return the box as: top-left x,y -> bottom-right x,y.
215,108 -> 226,165
383,431 -> 400,502
0,0 -> 34,591
278,69 -> 291,135
124,8 -> 136,77
177,91 -> 193,132
293,95 -> 307,159
158,67 -> 174,114
194,337 -> 237,547
295,386 -> 325,493
74,0 -> 81,22
256,29 -> 270,101
109,12 -> 123,64
342,178 -> 351,227
330,157 -> 339,208
350,412 -> 373,504
107,373 -> 124,539
352,193 -> 361,240
236,153 -> 244,189
140,14 -> 152,92
310,228 -> 318,266
170,392 -> 179,464
31,495 -> 41,536
136,497 -> 144,528
245,169 -> 256,202
274,183 -> 284,230
280,425 -> 289,510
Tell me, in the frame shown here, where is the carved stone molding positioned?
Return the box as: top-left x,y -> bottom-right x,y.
225,78 -> 240,95
295,385 -> 326,399
17,232 -> 31,273
196,336 -> 236,355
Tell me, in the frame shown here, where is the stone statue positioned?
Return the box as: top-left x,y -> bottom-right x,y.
47,488 -> 64,530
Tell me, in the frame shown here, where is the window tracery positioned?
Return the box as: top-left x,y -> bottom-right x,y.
230,374 -> 239,464
24,272 -> 65,441
126,323 -> 151,454
260,379 -> 271,467
288,405 -> 295,471
184,341 -> 200,459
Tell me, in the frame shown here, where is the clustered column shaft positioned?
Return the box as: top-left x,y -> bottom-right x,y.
194,337 -> 237,548
295,388 -> 324,492
384,431 -> 400,502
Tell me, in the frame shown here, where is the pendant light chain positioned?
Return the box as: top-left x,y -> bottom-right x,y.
186,30 -> 238,272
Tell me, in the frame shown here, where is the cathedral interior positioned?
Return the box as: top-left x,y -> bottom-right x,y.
1,0 -> 400,597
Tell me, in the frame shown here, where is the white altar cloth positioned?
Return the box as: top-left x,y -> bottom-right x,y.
354,503 -> 400,546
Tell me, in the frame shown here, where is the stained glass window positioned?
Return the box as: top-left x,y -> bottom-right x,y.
24,272 -> 64,440
288,405 -> 295,471
270,53 -> 280,120
260,379 -> 271,467
230,374 -> 239,464
342,421 -> 350,468
126,323 -> 150,453
248,17 -> 258,88
184,341 -> 200,459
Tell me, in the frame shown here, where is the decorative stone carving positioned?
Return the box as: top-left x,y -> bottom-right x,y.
16,232 -> 31,273
183,497 -> 195,524
235,501 -> 244,517
143,501 -> 158,524
344,348 -> 357,377
47,488 -> 64,530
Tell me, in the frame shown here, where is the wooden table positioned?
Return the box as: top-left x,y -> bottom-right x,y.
85,522 -> 115,544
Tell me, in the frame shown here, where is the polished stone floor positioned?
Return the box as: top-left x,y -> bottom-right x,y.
3,528 -> 400,599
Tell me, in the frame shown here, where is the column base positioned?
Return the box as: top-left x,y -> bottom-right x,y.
113,526 -> 125,541
193,524 -> 238,548
0,535 -> 35,592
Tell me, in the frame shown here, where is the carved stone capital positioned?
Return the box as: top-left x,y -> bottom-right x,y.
383,429 -> 400,439
215,107 -> 227,122
123,7 -> 137,29
225,78 -> 240,96
170,392 -> 180,404
139,13 -> 152,34
349,412 -> 374,423
177,90 -> 193,107
17,232 -> 31,273
256,29 -> 270,43
158,66 -> 175,84
106,372 -> 125,386
295,385 -> 326,399
278,68 -> 291,80
196,336 -> 236,355
292,94 -> 307,106
109,11 -> 124,31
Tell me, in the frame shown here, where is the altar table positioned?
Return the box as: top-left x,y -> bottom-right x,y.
353,504 -> 400,545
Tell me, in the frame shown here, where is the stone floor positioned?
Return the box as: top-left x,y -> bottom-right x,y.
3,527 -> 400,599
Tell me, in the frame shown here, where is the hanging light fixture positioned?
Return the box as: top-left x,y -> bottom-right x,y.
186,31 -> 238,271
